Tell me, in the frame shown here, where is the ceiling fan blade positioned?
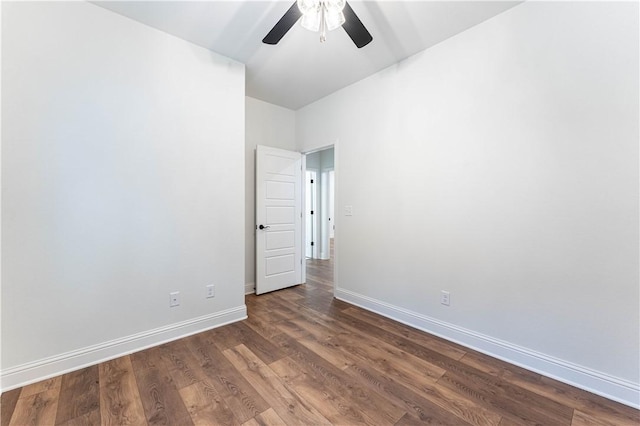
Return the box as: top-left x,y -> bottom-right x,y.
262,2 -> 303,45
342,2 -> 373,48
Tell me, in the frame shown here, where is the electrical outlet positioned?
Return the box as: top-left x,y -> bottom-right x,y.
441,290 -> 450,306
206,284 -> 215,299
170,291 -> 180,307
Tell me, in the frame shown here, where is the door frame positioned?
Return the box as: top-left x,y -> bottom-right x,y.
253,143 -> 336,296
305,168 -> 319,259
302,144 -> 336,296
319,166 -> 333,260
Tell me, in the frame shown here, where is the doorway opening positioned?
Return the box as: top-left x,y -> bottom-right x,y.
304,147 -> 335,292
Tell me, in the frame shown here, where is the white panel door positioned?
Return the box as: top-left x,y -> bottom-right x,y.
256,145 -> 303,295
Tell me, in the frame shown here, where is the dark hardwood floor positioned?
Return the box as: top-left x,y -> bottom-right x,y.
2,244 -> 639,425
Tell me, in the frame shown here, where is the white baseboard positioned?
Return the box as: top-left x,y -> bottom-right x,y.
245,282 -> 255,294
335,288 -> 640,409
1,305 -> 247,392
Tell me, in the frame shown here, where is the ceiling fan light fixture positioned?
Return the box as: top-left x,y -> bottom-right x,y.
324,9 -> 345,31
300,9 -> 321,32
297,0 -> 346,41
324,0 -> 346,14
297,0 -> 320,15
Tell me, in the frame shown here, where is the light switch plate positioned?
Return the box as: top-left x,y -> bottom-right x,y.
170,291 -> 180,307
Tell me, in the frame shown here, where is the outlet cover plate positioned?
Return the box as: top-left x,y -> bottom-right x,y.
441,290 -> 450,306
206,284 -> 215,298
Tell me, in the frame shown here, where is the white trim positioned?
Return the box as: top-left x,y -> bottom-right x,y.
245,282 -> 256,294
300,154 -> 307,285
334,288 -> 640,409
0,305 -> 247,392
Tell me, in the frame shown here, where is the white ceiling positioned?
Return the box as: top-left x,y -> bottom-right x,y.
93,1 -> 521,110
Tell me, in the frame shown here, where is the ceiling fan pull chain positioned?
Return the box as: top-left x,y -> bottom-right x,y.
320,2 -> 327,42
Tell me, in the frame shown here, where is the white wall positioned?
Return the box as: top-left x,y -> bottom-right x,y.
245,97 -> 296,293
1,2 -> 246,389
296,2 -> 639,407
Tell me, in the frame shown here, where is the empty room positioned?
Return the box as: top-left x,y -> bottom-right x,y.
1,0 -> 638,425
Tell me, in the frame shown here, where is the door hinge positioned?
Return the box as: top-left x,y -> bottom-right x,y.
311,242 -> 314,246
310,210 -> 314,215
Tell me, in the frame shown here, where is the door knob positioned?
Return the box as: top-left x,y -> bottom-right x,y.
259,224 -> 270,230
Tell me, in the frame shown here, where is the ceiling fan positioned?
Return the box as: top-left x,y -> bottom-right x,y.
262,0 -> 373,48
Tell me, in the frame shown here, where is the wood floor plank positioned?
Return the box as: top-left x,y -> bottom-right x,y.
297,334 -> 354,370
280,305 -> 447,385
241,408 -> 286,426
470,352 -> 640,425
185,333 -> 270,423
244,311 -> 284,340
1,388 -> 21,426
570,409 -> 639,426
223,344 -> 332,426
207,321 -> 286,365
290,290 -> 343,316
157,340 -> 204,390
342,306 -> 468,360
419,381 -> 504,426
543,376 -> 639,426
243,300 -> 293,326
272,333 -> 406,425
253,407 -> 286,424
394,411 -> 465,426
293,307 -> 493,424
128,346 -> 168,372
329,307 -> 462,371
328,305 -> 574,425
292,315 -> 446,387
9,388 -> 59,426
345,362 -> 473,425
18,376 -> 62,399
268,356 -> 305,382
98,356 -> 147,426
55,365 -> 100,425
130,352 -> 193,425
277,290 -> 305,302
178,381 -> 239,425
498,417 -> 527,426
246,295 -> 301,321
288,368 -> 382,425
494,363 -> 639,426
272,353 -> 379,424
55,409 -> 101,426
438,370 -> 573,425
274,319 -> 312,340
